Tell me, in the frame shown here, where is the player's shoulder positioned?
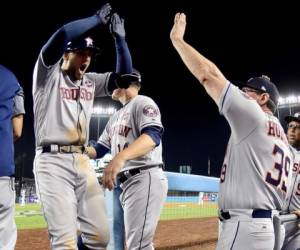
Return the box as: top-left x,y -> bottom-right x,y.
85,71 -> 111,79
0,64 -> 16,80
134,95 -> 156,104
0,64 -> 20,93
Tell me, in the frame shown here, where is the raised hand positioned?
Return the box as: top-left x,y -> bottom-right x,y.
95,3 -> 113,25
170,13 -> 186,43
109,13 -> 125,38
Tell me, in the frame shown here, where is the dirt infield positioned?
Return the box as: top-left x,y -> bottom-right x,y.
16,217 -> 218,250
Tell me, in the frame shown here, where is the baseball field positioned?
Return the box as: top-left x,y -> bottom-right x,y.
15,202 -> 218,249
15,202 -> 218,229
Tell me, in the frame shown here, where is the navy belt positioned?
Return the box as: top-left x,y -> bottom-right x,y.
220,209 -> 272,221
42,145 -> 85,154
118,165 -> 163,184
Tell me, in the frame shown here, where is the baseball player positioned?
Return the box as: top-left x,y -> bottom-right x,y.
32,3 -> 134,249
0,64 -> 25,250
282,112 -> 300,250
170,13 -> 293,250
85,70 -> 168,250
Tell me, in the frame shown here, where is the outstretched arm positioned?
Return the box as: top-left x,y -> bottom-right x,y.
170,13 -> 227,104
42,3 -> 112,66
107,13 -> 133,93
110,13 -> 132,74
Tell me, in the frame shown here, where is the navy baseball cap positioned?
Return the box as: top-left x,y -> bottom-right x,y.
65,37 -> 100,54
285,112 -> 300,124
242,75 -> 280,107
120,69 -> 142,83
115,69 -> 142,89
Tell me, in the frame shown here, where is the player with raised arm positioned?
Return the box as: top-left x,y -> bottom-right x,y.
32,3 -> 133,249
170,13 -> 293,250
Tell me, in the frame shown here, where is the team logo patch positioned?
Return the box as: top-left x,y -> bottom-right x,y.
143,105 -> 158,117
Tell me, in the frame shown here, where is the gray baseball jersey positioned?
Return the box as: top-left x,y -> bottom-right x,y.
285,148 -> 300,212
33,53 -> 111,147
33,53 -> 111,249
218,82 -> 293,210
99,94 -> 167,249
282,149 -> 300,250
98,94 -> 163,171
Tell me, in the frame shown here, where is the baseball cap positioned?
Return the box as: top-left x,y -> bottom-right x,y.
65,37 -> 100,54
242,75 -> 280,107
115,69 -> 142,89
120,69 -> 142,83
285,112 -> 300,124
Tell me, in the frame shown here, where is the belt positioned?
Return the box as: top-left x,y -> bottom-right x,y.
219,209 -> 272,221
42,145 -> 85,154
118,164 -> 164,184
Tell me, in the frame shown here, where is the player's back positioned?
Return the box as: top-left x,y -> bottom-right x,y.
218,82 -> 293,211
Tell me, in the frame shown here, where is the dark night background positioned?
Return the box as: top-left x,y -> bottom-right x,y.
1,1 -> 300,179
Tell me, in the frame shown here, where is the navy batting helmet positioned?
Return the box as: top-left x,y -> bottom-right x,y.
65,37 -> 100,54
116,69 -> 142,89
120,69 -> 141,83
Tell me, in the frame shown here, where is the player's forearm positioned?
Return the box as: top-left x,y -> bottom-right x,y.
114,37 -> 133,75
12,115 -> 23,141
85,143 -> 110,159
42,15 -> 102,66
172,39 -> 227,103
172,39 -> 212,81
62,15 -> 102,42
117,134 -> 156,162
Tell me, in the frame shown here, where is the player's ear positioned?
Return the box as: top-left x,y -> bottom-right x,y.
260,93 -> 269,105
63,52 -> 69,61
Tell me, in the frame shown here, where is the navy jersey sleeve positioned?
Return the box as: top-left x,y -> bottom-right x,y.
41,15 -> 104,66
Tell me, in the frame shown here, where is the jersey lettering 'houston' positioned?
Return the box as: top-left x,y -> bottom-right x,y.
218,82 -> 293,210
285,149 -> 300,212
98,95 -> 163,171
32,53 -> 111,147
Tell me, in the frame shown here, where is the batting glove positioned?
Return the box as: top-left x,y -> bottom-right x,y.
95,3 -> 112,25
109,13 -> 125,38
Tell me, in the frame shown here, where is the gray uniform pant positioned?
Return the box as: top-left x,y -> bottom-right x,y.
282,220 -> 300,250
34,152 -> 109,250
120,166 -> 168,250
217,209 -> 281,250
0,177 -> 16,250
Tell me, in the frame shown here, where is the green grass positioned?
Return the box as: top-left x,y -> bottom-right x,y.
15,203 -> 46,229
15,202 -> 218,229
160,202 -> 218,220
